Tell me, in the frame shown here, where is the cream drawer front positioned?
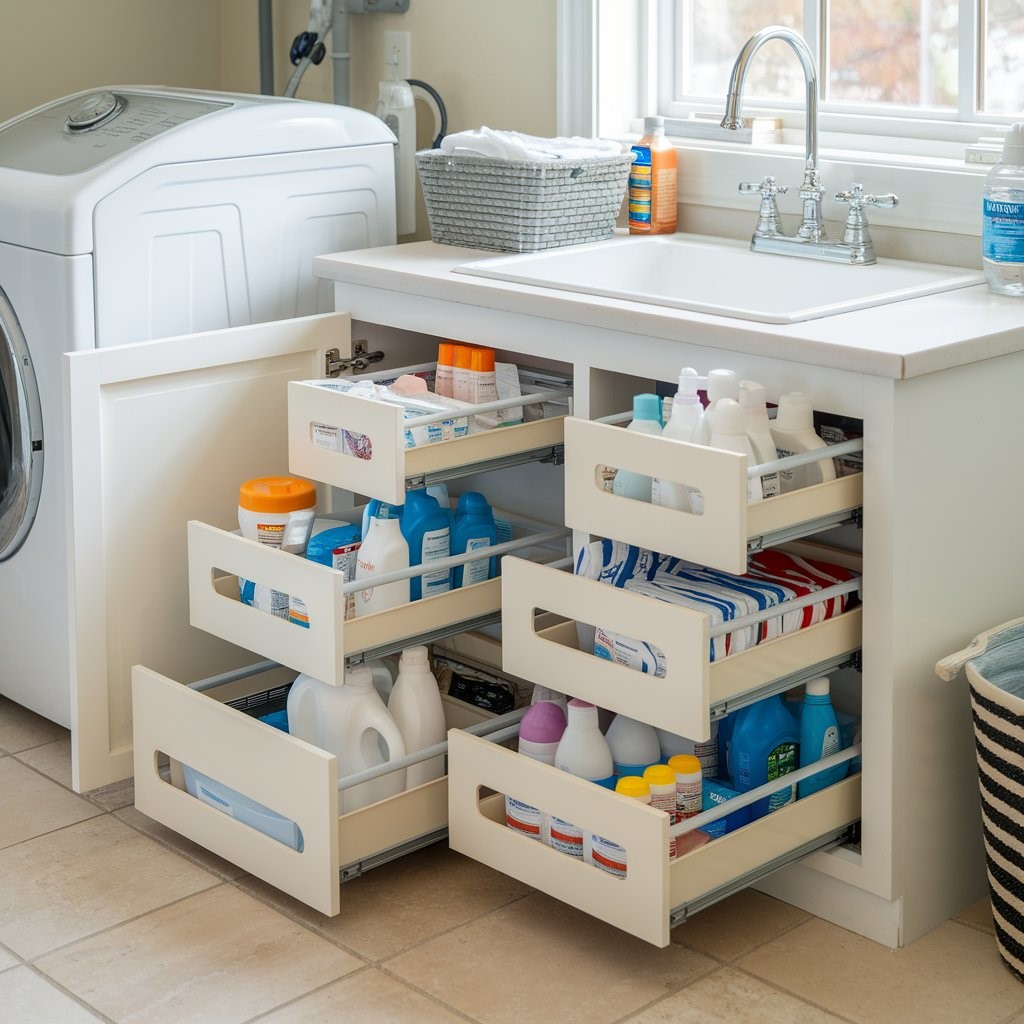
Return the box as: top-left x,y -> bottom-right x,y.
563,417 -> 863,574
133,665 -> 495,916
448,729 -> 861,947
288,378 -> 566,505
501,557 -> 862,741
188,521 -> 512,686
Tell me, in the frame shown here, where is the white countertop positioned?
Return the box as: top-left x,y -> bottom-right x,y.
315,238 -> 1024,381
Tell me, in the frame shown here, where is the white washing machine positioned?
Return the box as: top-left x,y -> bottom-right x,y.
0,86 -> 396,728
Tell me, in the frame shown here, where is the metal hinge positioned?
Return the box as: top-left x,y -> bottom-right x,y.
324,340 -> 386,378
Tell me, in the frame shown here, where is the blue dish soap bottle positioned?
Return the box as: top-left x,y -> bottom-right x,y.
451,492 -> 498,588
797,676 -> 848,798
400,488 -> 452,601
729,694 -> 800,819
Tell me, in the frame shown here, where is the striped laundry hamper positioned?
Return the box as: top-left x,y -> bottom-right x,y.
937,616 -> 1024,981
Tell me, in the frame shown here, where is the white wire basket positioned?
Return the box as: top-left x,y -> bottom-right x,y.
416,149 -> 633,253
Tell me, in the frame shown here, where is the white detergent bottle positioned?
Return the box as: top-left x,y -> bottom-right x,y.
701,367 -> 738,443
612,393 -> 662,503
550,699 -> 616,858
770,391 -> 837,493
653,368 -> 705,512
354,515 -> 410,616
738,380 -> 781,499
657,720 -> 720,779
287,667 -> 407,813
387,646 -> 447,788
605,713 -> 661,778
709,397 -> 763,503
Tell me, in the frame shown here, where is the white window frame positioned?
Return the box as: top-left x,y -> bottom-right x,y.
556,0 -> 996,238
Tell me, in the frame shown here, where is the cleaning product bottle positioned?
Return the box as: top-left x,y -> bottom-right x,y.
612,393 -> 663,502
667,753 -> 703,823
360,498 -> 401,544
729,694 -> 800,820
642,764 -> 678,858
387,645 -> 447,788
354,514 -> 410,616
435,341 -> 455,397
738,380 -> 781,499
550,699 -> 615,858
452,344 -> 475,403
605,713 -> 661,777
708,397 -> 763,503
288,520 -> 362,627
583,775 -> 651,878
657,721 -> 719,781
718,712 -> 737,784
628,115 -> 677,235
652,368 -> 705,512
505,700 -> 567,843
287,667 -> 407,812
797,676 -> 848,798
770,392 -> 837,493
468,345 -> 498,408
983,122 -> 1024,296
400,488 -> 452,601
700,368 -> 738,443
451,491 -> 498,588
530,685 -> 568,715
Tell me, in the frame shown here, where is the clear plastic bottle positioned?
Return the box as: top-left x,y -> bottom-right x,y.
983,123 -> 1024,296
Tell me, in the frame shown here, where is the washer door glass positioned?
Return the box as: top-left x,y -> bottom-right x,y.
0,288 -> 42,561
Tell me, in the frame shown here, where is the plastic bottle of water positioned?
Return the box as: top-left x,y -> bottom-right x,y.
983,123 -> 1024,296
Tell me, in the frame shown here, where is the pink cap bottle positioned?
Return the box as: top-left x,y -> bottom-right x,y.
518,700 -> 567,765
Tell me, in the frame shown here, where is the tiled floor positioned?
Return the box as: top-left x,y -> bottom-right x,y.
3,695 -> 1022,1024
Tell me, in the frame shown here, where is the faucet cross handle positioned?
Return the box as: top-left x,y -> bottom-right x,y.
739,176 -> 788,237
834,183 -> 899,212
833,183 -> 899,264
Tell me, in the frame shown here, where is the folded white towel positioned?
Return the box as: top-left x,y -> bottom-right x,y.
438,126 -> 624,162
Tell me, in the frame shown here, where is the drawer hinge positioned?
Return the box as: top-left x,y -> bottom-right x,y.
324,340 -> 386,378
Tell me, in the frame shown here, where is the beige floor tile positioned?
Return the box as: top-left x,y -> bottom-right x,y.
259,967 -> 471,1023
0,757 -> 101,850
0,946 -> 20,971
387,890 -> 716,1024
15,738 -> 72,789
622,966 -> 850,1023
113,804 -> 248,880
0,966 -> 105,1023
0,814 -> 221,958
82,777 -> 135,813
953,896 -> 996,934
737,917 -> 1024,1024
238,842 -> 533,961
0,698 -> 68,754
671,888 -> 811,962
36,885 -> 363,1024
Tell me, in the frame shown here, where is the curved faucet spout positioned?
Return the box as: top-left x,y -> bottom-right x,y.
720,25 -> 819,175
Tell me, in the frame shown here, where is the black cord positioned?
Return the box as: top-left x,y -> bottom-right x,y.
406,78 -> 447,148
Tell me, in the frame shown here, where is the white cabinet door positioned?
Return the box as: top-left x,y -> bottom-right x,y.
64,312 -> 351,792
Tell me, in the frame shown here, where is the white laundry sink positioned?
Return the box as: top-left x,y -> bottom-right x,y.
454,234 -> 985,324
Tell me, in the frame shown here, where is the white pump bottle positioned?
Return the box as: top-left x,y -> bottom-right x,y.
652,367 -> 705,513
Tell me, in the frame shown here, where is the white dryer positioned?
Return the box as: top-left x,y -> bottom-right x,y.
0,87 -> 395,729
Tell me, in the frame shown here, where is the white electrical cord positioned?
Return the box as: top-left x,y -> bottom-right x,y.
283,0 -> 334,98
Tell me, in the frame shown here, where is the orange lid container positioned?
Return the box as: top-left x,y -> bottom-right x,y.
238,476 -> 316,513
437,341 -> 455,366
453,344 -> 474,370
470,347 -> 495,372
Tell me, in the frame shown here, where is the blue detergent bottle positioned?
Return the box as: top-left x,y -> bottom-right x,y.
400,488 -> 452,601
361,498 -> 401,541
451,492 -> 498,588
798,677 -> 848,798
729,694 -> 800,820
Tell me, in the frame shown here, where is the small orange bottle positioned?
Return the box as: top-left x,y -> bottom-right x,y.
628,115 -> 677,234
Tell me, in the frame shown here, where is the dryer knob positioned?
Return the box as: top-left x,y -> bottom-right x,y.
66,91 -> 124,133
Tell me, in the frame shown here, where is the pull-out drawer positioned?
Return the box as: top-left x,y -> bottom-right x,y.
500,553 -> 862,740
564,417 -> 863,574
288,362 -> 571,505
132,663 -> 506,917
448,729 -> 861,947
188,515 -> 569,686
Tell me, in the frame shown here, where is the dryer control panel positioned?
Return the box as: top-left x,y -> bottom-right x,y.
0,91 -> 228,175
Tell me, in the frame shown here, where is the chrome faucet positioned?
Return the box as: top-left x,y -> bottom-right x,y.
721,26 -> 898,265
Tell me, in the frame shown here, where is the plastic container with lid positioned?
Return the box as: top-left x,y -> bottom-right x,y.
583,775 -> 651,878
237,476 -> 317,618
611,393 -> 663,503
435,341 -> 456,397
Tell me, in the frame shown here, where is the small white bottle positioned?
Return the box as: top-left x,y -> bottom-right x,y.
387,646 -> 448,788
708,397 -> 763,503
642,764 -> 678,859
612,394 -> 663,503
354,515 -> 410,616
983,123 -> 1024,296
652,368 -> 705,512
738,380 -> 781,499
701,367 -> 738,443
605,714 -> 661,778
769,392 -> 838,493
667,753 -> 703,823
584,775 -> 651,878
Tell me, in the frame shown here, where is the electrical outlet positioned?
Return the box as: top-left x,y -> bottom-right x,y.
384,30 -> 412,81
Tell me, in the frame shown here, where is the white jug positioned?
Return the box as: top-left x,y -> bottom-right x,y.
287,666 -> 407,812
387,646 -> 447,788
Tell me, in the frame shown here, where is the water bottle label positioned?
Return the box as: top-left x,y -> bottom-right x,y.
983,199 -> 1024,262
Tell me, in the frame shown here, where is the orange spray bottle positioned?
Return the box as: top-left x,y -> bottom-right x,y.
628,116 -> 677,234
